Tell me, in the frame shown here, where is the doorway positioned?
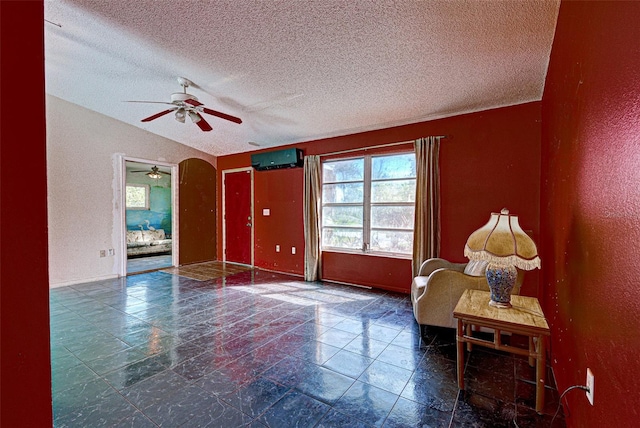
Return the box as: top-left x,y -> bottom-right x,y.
123,159 -> 177,274
223,168 -> 253,265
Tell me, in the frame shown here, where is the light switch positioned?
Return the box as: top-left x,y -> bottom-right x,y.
263,208 -> 270,216
291,247 -> 296,255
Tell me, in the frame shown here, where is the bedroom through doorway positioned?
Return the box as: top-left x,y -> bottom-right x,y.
124,160 -> 176,274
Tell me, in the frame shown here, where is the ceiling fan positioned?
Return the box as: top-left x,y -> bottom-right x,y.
131,165 -> 170,179
127,77 -> 242,132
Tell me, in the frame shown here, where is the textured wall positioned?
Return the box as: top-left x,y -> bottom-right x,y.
253,167 -> 305,275
541,1 -> 640,425
1,1 -> 53,425
46,96 -> 216,286
217,102 -> 541,293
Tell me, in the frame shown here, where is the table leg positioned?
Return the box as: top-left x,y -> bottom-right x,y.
535,335 -> 546,414
529,336 -> 535,366
456,319 -> 465,390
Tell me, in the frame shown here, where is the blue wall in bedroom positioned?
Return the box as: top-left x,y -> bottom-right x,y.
126,185 -> 172,235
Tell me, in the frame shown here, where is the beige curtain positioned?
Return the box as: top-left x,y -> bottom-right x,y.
412,136 -> 441,276
303,155 -> 322,281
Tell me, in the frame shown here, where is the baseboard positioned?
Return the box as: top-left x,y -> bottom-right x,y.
49,274 -> 120,288
255,266 -> 305,278
321,276 -> 409,294
320,278 -> 372,289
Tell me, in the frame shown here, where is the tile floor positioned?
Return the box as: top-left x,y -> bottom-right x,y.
50,265 -> 565,427
127,254 -> 173,274
161,261 -> 253,281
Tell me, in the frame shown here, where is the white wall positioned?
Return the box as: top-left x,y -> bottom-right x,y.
46,95 -> 217,287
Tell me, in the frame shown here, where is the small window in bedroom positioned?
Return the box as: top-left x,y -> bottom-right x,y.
126,184 -> 150,210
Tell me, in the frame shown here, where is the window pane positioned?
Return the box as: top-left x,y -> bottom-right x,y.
320,152 -> 416,256
322,206 -> 363,227
323,158 -> 364,182
323,183 -> 363,204
322,227 -> 363,249
370,230 -> 413,254
371,179 -> 416,203
372,154 -> 416,180
126,185 -> 147,208
371,206 -> 415,229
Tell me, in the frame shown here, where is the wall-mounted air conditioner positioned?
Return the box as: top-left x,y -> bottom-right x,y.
251,148 -> 304,171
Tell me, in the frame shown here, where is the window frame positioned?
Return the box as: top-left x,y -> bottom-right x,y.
321,152 -> 416,258
125,183 -> 150,210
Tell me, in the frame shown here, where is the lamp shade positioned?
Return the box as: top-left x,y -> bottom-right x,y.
464,208 -> 540,271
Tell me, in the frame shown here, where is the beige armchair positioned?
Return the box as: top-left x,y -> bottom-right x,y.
411,258 -> 524,329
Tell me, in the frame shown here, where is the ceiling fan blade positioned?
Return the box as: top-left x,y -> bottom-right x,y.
193,113 -> 213,132
141,109 -> 175,122
184,99 -> 204,107
201,108 -> 243,124
125,101 -> 175,105
184,99 -> 242,124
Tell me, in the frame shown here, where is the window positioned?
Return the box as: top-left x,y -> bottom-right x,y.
322,153 -> 416,255
126,184 -> 150,210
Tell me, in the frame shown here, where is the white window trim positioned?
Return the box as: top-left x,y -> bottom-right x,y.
321,152 -> 416,258
125,183 -> 150,210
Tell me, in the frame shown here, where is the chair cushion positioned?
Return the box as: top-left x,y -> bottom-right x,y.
464,260 -> 488,277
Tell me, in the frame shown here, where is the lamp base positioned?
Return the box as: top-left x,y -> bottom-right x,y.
488,300 -> 512,309
485,263 -> 518,309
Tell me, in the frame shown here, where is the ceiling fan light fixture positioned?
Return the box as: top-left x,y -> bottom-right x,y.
175,108 -> 186,123
188,111 -> 201,123
146,171 -> 162,179
132,77 -> 241,131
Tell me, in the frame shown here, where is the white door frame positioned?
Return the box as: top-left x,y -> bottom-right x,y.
118,155 -> 179,277
221,167 -> 254,266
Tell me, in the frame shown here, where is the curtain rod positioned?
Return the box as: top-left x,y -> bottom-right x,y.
317,135 -> 447,158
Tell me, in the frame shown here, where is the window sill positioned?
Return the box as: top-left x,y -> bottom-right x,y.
322,249 -> 412,260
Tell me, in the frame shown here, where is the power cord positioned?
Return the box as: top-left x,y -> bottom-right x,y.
550,384 -> 590,427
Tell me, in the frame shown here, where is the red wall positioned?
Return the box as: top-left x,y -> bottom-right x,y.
541,2 -> 640,426
1,1 -> 53,425
218,102 -> 541,294
254,167 -> 306,274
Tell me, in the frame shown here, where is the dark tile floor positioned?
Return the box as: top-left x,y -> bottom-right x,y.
50,267 -> 565,427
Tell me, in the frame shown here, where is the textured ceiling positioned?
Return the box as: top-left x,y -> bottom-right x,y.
44,0 -> 560,157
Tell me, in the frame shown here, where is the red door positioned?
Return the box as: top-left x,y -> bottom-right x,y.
224,170 -> 252,265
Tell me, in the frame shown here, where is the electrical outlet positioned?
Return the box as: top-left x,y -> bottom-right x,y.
586,368 -> 594,405
108,249 -> 115,256
291,247 -> 296,255
99,250 -> 106,258
276,245 -> 280,252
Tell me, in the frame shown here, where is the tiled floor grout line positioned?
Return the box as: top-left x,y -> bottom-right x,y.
50,266 -> 564,427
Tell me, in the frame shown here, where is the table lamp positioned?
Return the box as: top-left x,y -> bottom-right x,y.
464,208 -> 541,308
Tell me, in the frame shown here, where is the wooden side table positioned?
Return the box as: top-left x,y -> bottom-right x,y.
453,289 -> 550,414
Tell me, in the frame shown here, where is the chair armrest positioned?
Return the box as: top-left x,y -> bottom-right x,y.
411,276 -> 429,304
423,268 -> 526,298
418,258 -> 467,276
411,268 -> 486,328
425,269 -> 489,293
